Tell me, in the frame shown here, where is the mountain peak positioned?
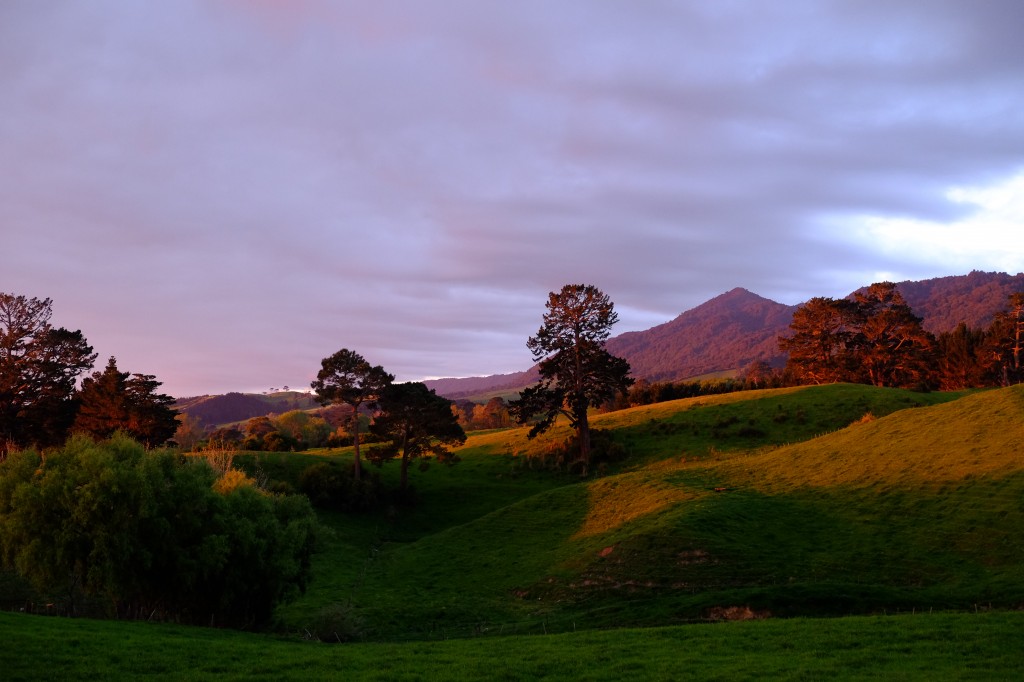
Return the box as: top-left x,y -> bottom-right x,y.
425,272 -> 1024,398
606,289 -> 796,382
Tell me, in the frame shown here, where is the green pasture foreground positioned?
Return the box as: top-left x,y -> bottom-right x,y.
2,610 -> 1022,680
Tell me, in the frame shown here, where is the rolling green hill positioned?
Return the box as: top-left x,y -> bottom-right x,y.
266,383 -> 1024,640
6,383 -> 1024,678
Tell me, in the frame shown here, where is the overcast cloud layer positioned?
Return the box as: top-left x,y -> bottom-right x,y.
2,1 -> 1023,397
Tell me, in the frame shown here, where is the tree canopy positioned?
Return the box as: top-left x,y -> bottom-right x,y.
983,292 -> 1024,385
369,382 -> 466,494
311,349 -> 393,480
0,293 -> 96,453
510,284 -> 633,471
780,282 -> 933,387
73,356 -> 179,447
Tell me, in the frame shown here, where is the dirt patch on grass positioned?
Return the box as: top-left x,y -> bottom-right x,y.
706,605 -> 771,621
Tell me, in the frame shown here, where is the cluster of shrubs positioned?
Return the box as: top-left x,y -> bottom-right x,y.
197,410 -> 394,453
296,461 -> 383,512
520,428 -> 627,475
0,434 -> 317,628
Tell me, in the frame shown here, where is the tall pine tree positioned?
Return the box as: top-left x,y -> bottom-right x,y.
74,357 -> 178,447
510,284 -> 633,472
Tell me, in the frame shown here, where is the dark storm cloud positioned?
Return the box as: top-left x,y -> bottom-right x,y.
2,1 -> 1023,395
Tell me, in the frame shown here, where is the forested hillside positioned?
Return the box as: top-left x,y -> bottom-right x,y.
882,270 -> 1024,333
605,287 -> 795,381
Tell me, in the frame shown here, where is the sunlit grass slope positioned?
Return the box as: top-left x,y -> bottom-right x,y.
273,383 -> 1024,639
724,383 -> 1024,488
274,385 -> 928,634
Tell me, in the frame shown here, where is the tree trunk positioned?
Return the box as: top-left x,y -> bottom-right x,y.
573,328 -> 590,470
1013,307 -> 1022,374
399,424 -> 410,492
351,410 -> 362,481
577,403 -> 591,474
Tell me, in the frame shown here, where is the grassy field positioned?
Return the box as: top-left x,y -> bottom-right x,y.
5,382 -> 1024,677
2,609 -> 1022,680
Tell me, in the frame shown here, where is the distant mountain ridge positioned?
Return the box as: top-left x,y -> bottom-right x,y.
175,391 -> 318,427
605,287 -> 796,382
420,369 -> 540,399
425,270 -> 1024,398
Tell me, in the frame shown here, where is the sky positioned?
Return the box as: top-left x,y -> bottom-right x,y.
2,1 -> 1023,398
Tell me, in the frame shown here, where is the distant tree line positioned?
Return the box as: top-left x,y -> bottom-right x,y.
451,396 -> 514,431
598,283 -> 1024,412
623,373 -> 780,408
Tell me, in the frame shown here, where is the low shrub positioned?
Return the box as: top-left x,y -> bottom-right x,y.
297,462 -> 382,511
305,603 -> 364,643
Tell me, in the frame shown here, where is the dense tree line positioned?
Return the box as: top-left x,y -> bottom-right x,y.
624,373 -> 782,407
780,283 -> 1023,389
235,411 -> 335,452
451,396 -> 513,431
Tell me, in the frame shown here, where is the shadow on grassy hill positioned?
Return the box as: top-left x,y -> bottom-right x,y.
272,383 -> 1024,640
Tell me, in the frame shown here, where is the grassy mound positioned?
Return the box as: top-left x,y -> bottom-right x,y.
271,383 -> 1024,639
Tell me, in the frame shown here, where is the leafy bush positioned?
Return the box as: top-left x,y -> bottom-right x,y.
297,462 -> 381,511
263,431 -> 299,452
212,468 -> 256,495
306,603 -> 364,643
0,434 -> 317,628
522,429 -> 626,474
